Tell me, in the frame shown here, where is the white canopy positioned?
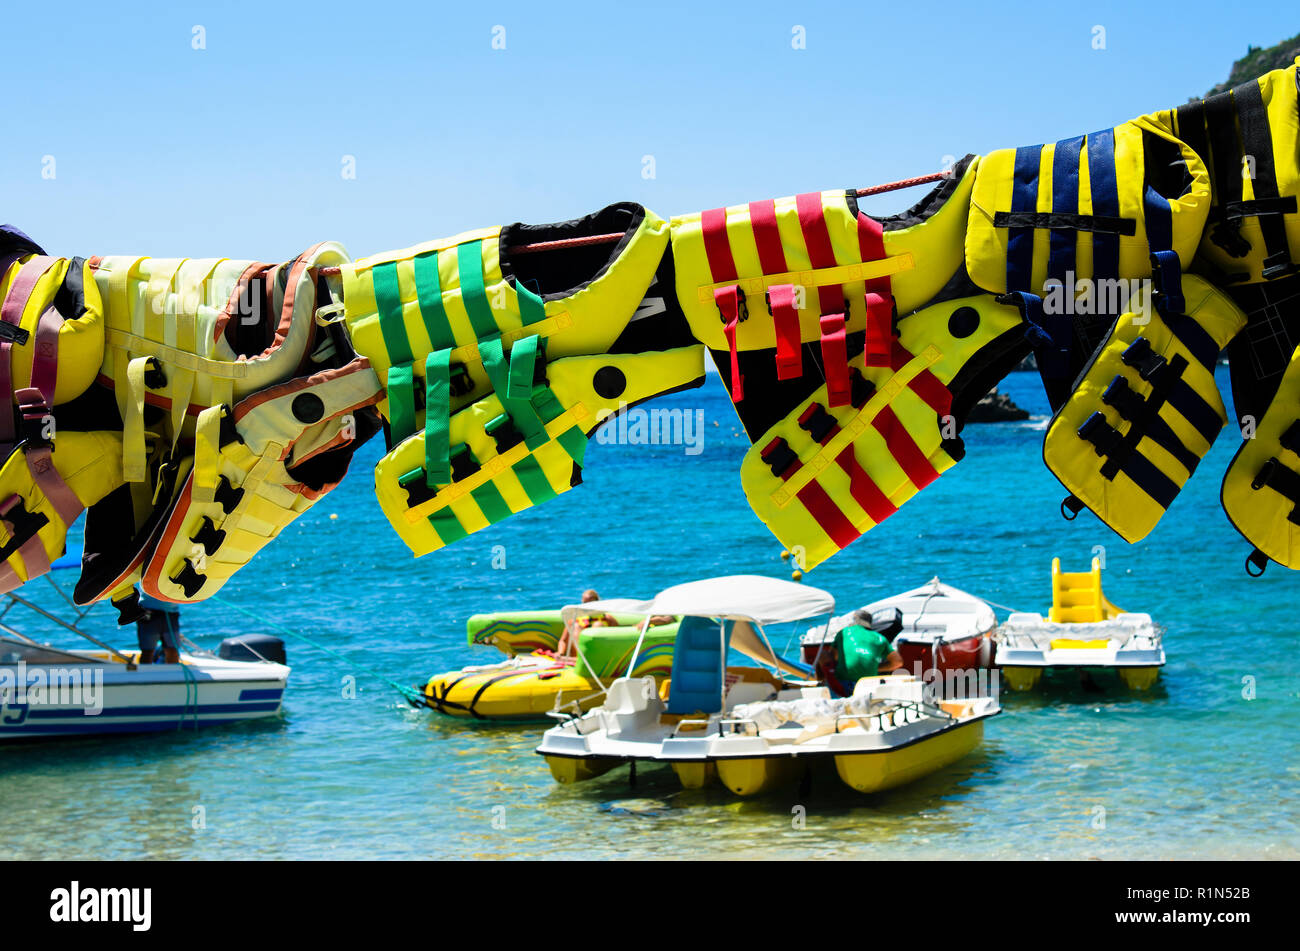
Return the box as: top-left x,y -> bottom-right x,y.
645,575 -> 833,625
559,598 -> 653,625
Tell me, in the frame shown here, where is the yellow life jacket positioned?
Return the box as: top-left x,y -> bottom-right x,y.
140,355 -> 382,602
734,292 -> 1025,570
1043,271 -> 1245,543
374,345 -> 704,556
0,416 -> 122,593
345,203 -> 706,555
1161,62 -> 1300,285
1153,61 -> 1300,573
668,170 -> 1028,569
0,254 -> 104,410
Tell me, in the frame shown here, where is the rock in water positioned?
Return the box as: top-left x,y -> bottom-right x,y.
966,388 -> 1030,423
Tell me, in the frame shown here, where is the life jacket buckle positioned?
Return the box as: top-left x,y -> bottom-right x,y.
398,468 -> 437,507
449,445 -> 480,482
759,437 -> 799,479
143,357 -> 166,390
797,404 -> 838,444
214,475 -> 244,515
1251,458 -> 1278,492
448,363 -> 474,398
849,368 -> 876,410
0,322 -> 30,346
485,413 -> 524,454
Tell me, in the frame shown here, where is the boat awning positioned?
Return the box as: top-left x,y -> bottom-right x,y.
646,575 -> 833,625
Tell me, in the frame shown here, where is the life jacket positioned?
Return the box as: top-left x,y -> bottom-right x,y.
72,244 -> 383,604
1042,268 -> 1245,543
344,202 -> 705,555
1155,62 -> 1300,572
668,168 -> 1027,569
0,253 -> 115,592
965,116 -> 1212,411
140,355 -> 383,602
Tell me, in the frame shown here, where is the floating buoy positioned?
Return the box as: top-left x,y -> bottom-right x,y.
791,569 -> 803,581
779,549 -> 790,561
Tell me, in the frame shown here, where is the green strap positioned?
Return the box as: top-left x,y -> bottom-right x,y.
387,364 -> 418,444
478,336 -> 548,448
470,481 -> 513,525
430,506 -> 468,544
516,280 -> 546,325
529,385 -> 589,467
424,349 -> 452,485
457,240 -> 498,339
507,334 -> 540,401
413,251 -> 455,351
373,262 -> 413,366
513,454 -> 558,506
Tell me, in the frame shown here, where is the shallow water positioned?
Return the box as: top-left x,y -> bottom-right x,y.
2,368 -> 1297,860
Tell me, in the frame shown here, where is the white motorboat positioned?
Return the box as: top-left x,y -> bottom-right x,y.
801,577 -> 997,680
536,575 -> 1000,796
0,582 -> 290,740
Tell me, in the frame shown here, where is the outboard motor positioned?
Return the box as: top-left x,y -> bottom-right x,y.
218,633 -> 287,665
868,606 -> 904,642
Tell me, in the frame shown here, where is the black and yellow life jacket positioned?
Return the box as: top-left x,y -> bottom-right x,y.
1042,269 -> 1245,542
343,203 -> 705,555
1152,61 -> 1300,572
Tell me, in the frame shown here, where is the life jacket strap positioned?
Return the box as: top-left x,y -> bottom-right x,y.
1120,338 -> 1221,444
819,313 -> 851,407
1076,412 -> 1180,509
424,349 -> 453,485
1250,456 -> 1300,525
0,256 -> 57,453
714,286 -> 745,402
766,284 -> 803,381
1100,376 -> 1201,475
0,492 -> 51,591
759,437 -> 858,549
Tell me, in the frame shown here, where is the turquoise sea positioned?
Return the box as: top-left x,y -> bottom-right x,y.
2,367 -> 1297,860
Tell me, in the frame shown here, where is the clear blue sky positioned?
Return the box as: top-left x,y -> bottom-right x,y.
2,1 -> 1294,261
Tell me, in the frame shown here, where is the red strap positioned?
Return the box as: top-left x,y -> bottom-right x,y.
863,291 -> 892,368
837,445 -> 899,525
747,200 -> 788,274
889,340 -> 952,417
765,443 -> 860,553
30,305 -> 63,403
15,388 -> 82,528
872,405 -> 941,490
795,193 -> 842,315
768,284 -> 803,380
0,256 -> 56,449
0,491 -> 52,590
701,207 -> 738,283
715,286 -> 744,402
856,213 -> 893,367
819,313 -> 851,407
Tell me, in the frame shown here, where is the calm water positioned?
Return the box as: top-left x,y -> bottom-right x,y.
2,368 -> 1297,860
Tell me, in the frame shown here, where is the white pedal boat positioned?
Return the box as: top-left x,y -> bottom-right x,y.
993,558 -> 1165,691
537,575 -> 1000,796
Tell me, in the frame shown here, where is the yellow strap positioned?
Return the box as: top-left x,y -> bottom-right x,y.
770,344 -> 943,508
403,402 -> 590,524
192,405 -> 226,503
105,329 -> 252,379
694,254 -> 915,305
121,356 -> 151,483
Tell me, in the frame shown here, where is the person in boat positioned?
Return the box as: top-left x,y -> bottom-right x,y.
136,592 -> 181,664
818,609 -> 904,696
554,590 -> 674,656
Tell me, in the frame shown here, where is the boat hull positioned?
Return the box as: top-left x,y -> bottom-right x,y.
0,653 -> 289,740
423,662 -> 605,721
715,755 -> 803,796
543,754 -> 621,784
833,719 -> 984,793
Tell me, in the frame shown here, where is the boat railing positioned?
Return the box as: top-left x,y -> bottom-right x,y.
670,717 -> 717,738
718,717 -> 759,737
836,699 -> 954,733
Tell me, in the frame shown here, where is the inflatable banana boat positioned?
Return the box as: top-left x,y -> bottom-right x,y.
421,607 -> 679,720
